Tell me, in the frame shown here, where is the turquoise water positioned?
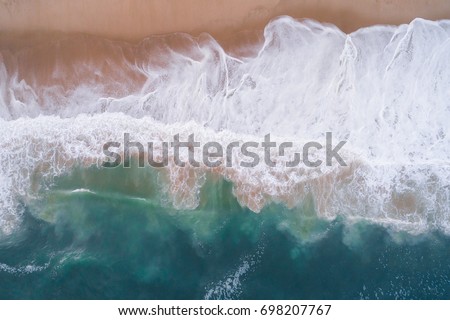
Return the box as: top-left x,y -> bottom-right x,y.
0,166 -> 449,299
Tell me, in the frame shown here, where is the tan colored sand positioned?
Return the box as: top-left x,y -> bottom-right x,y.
1,0 -> 450,42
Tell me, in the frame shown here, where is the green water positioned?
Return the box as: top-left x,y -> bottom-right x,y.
0,166 -> 449,299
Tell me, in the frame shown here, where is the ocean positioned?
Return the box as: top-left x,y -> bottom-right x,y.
0,17 -> 449,299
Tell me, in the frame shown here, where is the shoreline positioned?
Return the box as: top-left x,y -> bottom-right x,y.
1,0 -> 450,44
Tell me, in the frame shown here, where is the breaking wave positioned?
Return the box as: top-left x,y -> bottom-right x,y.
1,16 -> 449,235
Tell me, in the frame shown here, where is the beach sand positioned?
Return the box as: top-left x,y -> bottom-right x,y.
1,0 -> 450,43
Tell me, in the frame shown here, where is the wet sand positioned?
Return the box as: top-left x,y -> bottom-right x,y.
1,0 -> 450,43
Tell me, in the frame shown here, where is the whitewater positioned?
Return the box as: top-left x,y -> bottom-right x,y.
0,16 -> 449,236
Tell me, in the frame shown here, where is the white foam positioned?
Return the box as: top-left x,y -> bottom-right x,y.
204,249 -> 262,300
0,17 -> 449,235
71,188 -> 95,194
0,261 -> 50,274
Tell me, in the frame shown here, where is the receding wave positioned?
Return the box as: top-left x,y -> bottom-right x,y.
1,17 -> 449,235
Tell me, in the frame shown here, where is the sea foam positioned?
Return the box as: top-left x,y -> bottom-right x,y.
0,17 -> 449,235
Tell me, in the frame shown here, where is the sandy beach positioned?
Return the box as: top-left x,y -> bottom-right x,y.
1,0 -> 450,42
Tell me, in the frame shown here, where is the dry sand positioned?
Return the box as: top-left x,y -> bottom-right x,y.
1,0 -> 450,42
